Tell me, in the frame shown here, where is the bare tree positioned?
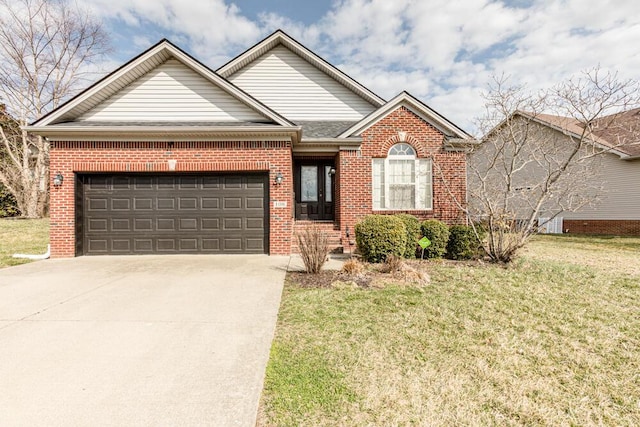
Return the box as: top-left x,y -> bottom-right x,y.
0,0 -> 109,217
465,69 -> 640,262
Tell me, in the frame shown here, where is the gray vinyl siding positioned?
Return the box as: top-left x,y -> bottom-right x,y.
562,155 -> 640,220
470,117 -> 640,221
78,59 -> 266,122
228,46 -> 377,120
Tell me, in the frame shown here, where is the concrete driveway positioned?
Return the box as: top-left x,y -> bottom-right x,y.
0,255 -> 288,426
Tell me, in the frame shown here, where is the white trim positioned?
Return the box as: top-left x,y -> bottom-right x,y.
24,125 -> 301,142
372,147 -> 433,211
31,40 -> 293,128
217,30 -> 385,108
339,92 -> 471,139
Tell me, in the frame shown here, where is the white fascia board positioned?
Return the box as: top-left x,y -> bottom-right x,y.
23,125 -> 301,142
338,92 -> 471,139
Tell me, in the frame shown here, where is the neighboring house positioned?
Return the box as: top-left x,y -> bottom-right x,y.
471,110 -> 640,236
26,30 -> 472,257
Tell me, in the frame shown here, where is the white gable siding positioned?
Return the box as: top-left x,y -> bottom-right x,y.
78,59 -> 266,122
228,46 -> 376,120
563,155 -> 640,220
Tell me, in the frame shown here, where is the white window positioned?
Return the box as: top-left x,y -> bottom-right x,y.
372,143 -> 432,210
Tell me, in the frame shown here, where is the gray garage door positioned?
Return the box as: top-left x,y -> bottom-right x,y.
77,174 -> 268,255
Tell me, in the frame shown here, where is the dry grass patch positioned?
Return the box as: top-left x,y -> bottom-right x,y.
524,234 -> 640,276
260,236 -> 640,426
0,218 -> 49,268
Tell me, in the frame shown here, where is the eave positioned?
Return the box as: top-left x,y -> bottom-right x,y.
444,138 -> 481,153
24,124 -> 302,142
293,138 -> 362,154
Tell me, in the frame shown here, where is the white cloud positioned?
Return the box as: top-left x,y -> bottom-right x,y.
78,0 -> 640,132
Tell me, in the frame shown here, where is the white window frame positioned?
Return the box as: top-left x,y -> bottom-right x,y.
372,143 -> 433,210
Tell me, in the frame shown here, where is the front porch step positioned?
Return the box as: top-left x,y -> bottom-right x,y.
291,221 -> 343,254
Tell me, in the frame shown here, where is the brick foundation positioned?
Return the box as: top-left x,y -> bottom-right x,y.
562,219 -> 640,236
49,140 -> 293,257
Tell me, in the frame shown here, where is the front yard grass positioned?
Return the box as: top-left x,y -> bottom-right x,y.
0,218 -> 49,268
260,235 -> 640,426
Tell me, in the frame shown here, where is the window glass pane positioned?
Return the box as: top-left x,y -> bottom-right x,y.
372,159 -> 384,209
389,184 -> 415,209
388,143 -> 416,156
389,159 -> 414,184
325,166 -> 332,202
301,166 -> 318,202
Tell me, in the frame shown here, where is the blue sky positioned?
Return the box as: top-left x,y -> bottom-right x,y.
77,0 -> 640,132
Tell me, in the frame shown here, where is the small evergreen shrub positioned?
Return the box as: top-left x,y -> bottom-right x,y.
420,219 -> 450,259
394,214 -> 421,258
355,215 -> 406,263
0,185 -> 19,217
446,225 -> 478,260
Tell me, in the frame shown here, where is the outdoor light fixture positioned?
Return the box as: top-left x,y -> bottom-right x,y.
53,172 -> 64,187
274,172 -> 284,185
329,167 -> 336,176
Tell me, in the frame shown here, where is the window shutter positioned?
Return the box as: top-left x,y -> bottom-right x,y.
372,159 -> 384,209
416,159 -> 433,209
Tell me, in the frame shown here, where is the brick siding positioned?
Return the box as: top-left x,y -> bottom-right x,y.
563,219 -> 640,236
49,140 -> 293,257
336,106 -> 467,247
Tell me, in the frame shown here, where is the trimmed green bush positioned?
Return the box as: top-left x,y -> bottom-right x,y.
355,215 -> 407,263
420,219 -> 449,259
446,225 -> 478,260
394,214 -> 421,258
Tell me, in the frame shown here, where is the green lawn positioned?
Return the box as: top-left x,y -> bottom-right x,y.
260,235 -> 640,426
0,218 -> 49,268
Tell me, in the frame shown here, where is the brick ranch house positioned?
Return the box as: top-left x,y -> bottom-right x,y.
26,30 -> 473,257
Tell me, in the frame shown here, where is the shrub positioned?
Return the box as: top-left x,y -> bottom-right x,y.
297,226 -> 330,274
446,225 -> 479,260
394,214 -> 421,258
0,185 -> 19,218
420,219 -> 450,259
355,215 -> 406,263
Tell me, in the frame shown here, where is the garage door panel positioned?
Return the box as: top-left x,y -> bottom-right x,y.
134,198 -> 153,210
202,198 -> 219,209
134,239 -> 153,251
88,198 -> 108,211
134,176 -> 153,189
112,218 -> 131,231
179,197 -> 198,210
112,239 -> 131,252
157,198 -> 175,210
111,198 -> 130,210
88,218 -> 108,232
224,198 -> 242,209
81,174 -> 268,255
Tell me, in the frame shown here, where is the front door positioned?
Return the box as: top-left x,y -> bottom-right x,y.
295,162 -> 334,220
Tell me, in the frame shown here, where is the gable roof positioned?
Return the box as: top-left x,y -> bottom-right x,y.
515,111 -> 639,159
217,30 -> 386,109
338,91 -> 472,139
29,38 -> 294,128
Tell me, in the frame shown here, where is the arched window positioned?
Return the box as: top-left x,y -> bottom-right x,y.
372,143 -> 432,210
